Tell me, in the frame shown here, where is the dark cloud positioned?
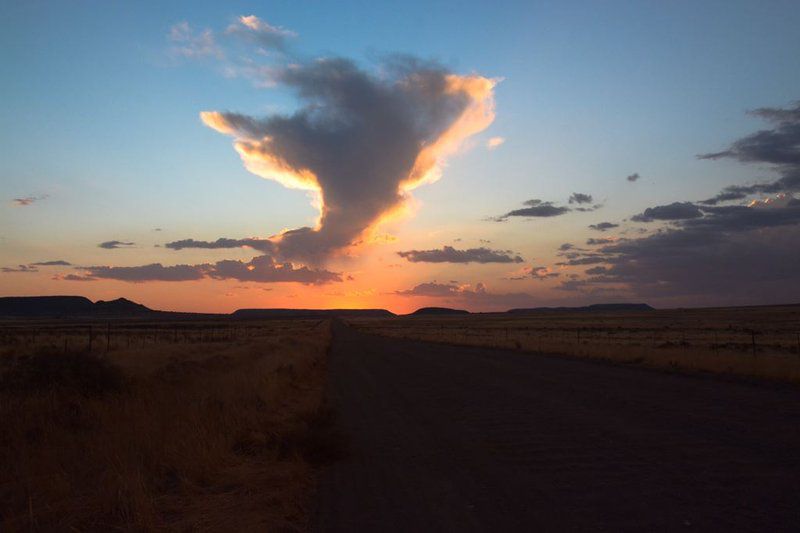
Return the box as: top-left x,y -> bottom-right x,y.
529,266 -> 560,281
566,190 -> 800,304
98,240 -> 135,249
2,260 -> 72,273
626,173 -> 640,182
202,55 -> 495,263
697,101 -> 800,204
54,274 -> 97,282
395,281 -> 464,297
568,192 -> 593,205
588,222 -> 619,231
208,254 -> 340,284
12,195 -> 47,206
30,260 -> 71,266
555,256 -> 607,266
1,265 -> 38,273
558,243 -> 574,251
699,103 -> 800,167
395,281 -> 537,309
494,199 -> 570,220
630,202 -> 703,222
165,237 -> 273,253
590,223 -> 800,302
83,263 -> 206,282
681,201 -> 800,232
586,237 -> 616,245
573,204 -> 602,213
78,254 -> 340,285
397,246 -> 523,264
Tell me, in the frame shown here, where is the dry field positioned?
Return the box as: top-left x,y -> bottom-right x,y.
0,319 -> 337,531
350,306 -> 800,383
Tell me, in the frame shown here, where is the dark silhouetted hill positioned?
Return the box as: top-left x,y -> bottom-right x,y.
507,303 -> 654,314
410,307 -> 470,316
0,296 -> 153,318
93,298 -> 152,315
0,296 -> 96,317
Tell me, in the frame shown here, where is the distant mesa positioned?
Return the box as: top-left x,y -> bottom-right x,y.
0,296 -> 153,318
231,308 -> 395,319
0,296 -> 396,320
507,303 -> 654,314
410,307 -> 470,316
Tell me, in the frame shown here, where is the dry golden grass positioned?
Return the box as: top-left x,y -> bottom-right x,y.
351,306 -> 800,383
0,319 -> 336,532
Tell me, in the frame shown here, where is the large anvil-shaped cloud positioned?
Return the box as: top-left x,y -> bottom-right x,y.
201,57 -> 496,263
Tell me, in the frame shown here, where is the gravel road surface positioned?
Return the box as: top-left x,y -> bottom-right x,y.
313,321 -> 800,532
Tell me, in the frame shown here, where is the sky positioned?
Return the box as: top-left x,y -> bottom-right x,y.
2,0 -> 800,313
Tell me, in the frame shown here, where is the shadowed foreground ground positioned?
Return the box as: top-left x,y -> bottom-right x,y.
313,321 -> 800,532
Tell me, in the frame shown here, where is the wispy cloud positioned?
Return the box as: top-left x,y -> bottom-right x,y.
168,21 -> 222,59
12,194 -> 47,206
226,15 -> 296,51
397,246 -> 523,264
588,222 -> 619,231
30,260 -> 71,266
73,254 -> 341,285
493,199 -> 570,221
1,265 -> 38,273
394,281 -> 537,309
98,240 -> 135,249
165,237 -> 273,253
486,136 -> 505,149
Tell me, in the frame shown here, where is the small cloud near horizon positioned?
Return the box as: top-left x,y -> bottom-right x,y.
98,240 -> 136,249
397,246 -> 523,264
12,195 -> 48,207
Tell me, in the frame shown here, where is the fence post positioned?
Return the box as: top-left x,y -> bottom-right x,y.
751,331 -> 756,357
88,325 -> 93,352
106,322 -> 111,353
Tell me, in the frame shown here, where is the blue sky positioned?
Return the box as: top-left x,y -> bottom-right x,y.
2,1 -> 800,312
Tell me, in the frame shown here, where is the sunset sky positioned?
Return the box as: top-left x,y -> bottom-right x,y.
2,1 -> 800,313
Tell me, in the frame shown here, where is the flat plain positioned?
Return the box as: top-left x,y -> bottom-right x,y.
3,305 -> 800,531
350,305 -> 800,383
0,318 -> 336,531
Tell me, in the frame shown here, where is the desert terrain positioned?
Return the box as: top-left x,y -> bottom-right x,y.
2,303 -> 800,531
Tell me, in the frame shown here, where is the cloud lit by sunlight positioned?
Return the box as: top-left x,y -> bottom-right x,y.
486,136 -> 505,149
203,59 -> 496,263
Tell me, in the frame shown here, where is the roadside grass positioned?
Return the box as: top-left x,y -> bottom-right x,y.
351,307 -> 800,384
0,320 -> 338,531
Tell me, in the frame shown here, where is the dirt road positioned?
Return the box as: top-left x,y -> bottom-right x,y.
312,321 -> 800,532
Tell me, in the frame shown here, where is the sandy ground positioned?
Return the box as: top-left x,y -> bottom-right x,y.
312,321 -> 800,532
